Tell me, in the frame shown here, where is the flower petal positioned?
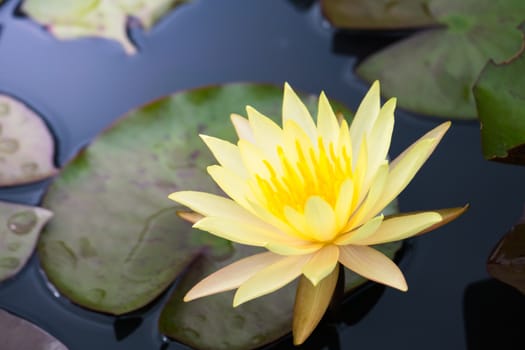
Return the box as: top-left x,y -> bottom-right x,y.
184,252 -> 283,302
265,241 -> 324,255
317,91 -> 339,146
302,245 -> 339,285
207,165 -> 250,207
293,265 -> 339,345
230,113 -> 255,143
237,139 -> 272,178
233,254 -> 312,306
283,83 -> 317,142
246,105 -> 283,161
304,196 -> 337,241
349,81 -> 380,158
194,216 -> 286,247
169,191 -> 265,225
365,98 -> 395,187
335,214 -> 384,245
416,205 -> 468,236
339,245 -> 407,291
200,135 -> 247,178
371,122 -> 450,215
334,179 -> 354,230
351,211 -> 442,246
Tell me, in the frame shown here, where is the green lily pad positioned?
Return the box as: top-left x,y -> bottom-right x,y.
158,241 -> 401,350
39,84 -> 353,315
321,0 -> 438,30
0,95 -> 57,186
474,47 -> 525,163
0,201 -> 53,282
22,0 -> 188,54
0,309 -> 67,350
355,0 -> 525,119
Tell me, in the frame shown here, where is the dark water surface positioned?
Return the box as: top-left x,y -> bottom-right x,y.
0,0 -> 524,349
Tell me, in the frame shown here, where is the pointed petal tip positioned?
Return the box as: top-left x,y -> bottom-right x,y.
417,204 -> 469,236
176,210 -> 203,224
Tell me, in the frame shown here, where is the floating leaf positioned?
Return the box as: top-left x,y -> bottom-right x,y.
0,309 -> 67,350
158,241 -> 401,350
355,0 -> 525,119
39,84 -> 353,315
487,209 -> 525,294
0,95 -> 57,186
321,0 -> 438,30
22,0 -> 188,54
474,48 -> 525,163
0,201 -> 53,282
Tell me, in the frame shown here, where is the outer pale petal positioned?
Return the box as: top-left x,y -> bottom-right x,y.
317,91 -> 339,146
334,179 -> 354,230
351,212 -> 442,246
233,254 -> 312,306
231,113 -> 255,143
283,83 -> 317,142
349,81 -> 380,158
194,216 -> 287,247
293,266 -> 339,345
302,245 -> 339,285
169,191 -> 266,226
370,122 -> 449,215
304,196 -> 337,241
365,98 -> 395,187
200,135 -> 247,178
184,252 -> 283,301
246,105 -> 283,161
266,241 -> 324,255
335,214 -> 384,245
339,245 -> 407,291
207,165 -> 250,207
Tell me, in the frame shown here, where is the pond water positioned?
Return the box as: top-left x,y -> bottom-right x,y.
0,0 -> 524,349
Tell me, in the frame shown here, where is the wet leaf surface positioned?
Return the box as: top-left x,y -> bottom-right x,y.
0,95 -> 57,186
474,47 -> 525,163
0,201 -> 52,282
0,309 -> 67,350
322,0 -> 437,30
355,0 -> 525,119
38,84 -> 352,315
22,0 -> 188,54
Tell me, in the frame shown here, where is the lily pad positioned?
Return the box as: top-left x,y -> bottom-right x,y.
0,309 -> 67,350
474,48 -> 525,163
321,0 -> 438,30
39,84 -> 352,315
158,241 -> 401,350
0,94 -> 57,186
0,201 -> 53,282
22,0 -> 188,54
355,0 -> 525,119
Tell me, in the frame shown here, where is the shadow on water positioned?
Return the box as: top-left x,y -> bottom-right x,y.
463,279 -> 525,350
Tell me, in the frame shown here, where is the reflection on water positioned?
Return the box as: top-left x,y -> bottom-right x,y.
463,279 -> 525,350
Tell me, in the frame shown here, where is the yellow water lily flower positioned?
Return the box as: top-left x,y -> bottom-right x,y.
169,82 -> 466,345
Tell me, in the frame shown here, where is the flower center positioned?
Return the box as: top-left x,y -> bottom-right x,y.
255,137 -> 355,221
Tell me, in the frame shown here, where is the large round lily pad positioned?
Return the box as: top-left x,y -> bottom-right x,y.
0,201 -> 53,282
355,0 -> 525,119
22,0 -> 189,54
0,94 -> 57,186
474,46 -> 525,164
0,309 -> 67,350
38,84 -> 355,315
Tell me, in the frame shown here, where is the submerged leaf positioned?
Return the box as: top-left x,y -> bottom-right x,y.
22,0 -> 188,54
474,48 -> 525,163
355,0 -> 525,119
0,309 -> 67,350
322,0 -> 437,30
0,201 -> 53,282
0,95 -> 57,186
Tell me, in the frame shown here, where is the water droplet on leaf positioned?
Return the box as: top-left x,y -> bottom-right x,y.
7,211 -> 38,235
0,138 -> 19,154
